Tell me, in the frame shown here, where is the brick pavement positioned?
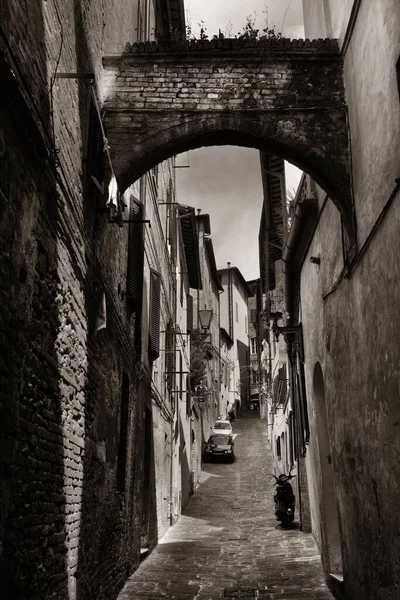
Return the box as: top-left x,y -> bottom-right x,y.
118,413 -> 334,600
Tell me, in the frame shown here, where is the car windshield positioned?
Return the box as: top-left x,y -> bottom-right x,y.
214,422 -> 230,429
209,435 -> 231,445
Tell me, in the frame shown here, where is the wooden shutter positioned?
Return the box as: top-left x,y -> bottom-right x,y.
186,294 -> 193,333
126,197 -> 144,308
149,270 -> 161,359
165,319 -> 175,392
186,375 -> 191,417
179,350 -> 183,399
168,182 -> 177,266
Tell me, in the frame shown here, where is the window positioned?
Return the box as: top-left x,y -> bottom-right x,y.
245,315 -> 248,334
186,375 -> 191,417
179,350 -> 183,400
250,337 -> 256,355
288,412 -> 295,467
186,294 -> 193,333
235,302 -> 238,322
149,270 -> 161,359
117,372 -> 130,492
276,436 -> 281,459
179,259 -> 184,307
250,308 -> 257,324
136,0 -> 150,42
126,196 -> 144,308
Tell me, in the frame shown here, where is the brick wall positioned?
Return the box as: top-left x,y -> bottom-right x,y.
0,1 -> 173,599
102,38 -> 355,243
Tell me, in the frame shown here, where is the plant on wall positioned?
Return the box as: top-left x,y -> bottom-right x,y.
185,3 -> 290,42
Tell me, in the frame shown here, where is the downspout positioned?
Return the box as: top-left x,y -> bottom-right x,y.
227,262 -> 233,339
218,289 -> 223,416
170,159 -> 178,526
281,197 -> 317,531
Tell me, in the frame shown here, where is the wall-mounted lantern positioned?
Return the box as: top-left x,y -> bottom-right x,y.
198,309 -> 213,331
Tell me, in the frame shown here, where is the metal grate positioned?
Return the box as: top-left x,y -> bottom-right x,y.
223,589 -> 259,598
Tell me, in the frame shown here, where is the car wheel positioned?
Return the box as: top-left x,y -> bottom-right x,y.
230,454 -> 235,463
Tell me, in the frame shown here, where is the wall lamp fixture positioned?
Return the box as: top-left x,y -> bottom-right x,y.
198,309 -> 213,331
272,316 -> 304,361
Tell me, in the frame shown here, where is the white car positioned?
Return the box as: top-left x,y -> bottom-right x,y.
210,418 -> 233,436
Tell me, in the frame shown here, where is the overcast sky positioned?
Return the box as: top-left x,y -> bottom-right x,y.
176,1 -> 305,282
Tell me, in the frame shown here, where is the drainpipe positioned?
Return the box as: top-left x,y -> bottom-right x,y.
281,197 -> 317,531
227,262 -> 233,339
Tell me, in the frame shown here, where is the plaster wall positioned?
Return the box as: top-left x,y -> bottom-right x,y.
220,333 -> 235,417
302,0 -> 354,43
300,172 -> 400,597
219,270 -> 250,410
300,194 -> 343,568
300,5 -> 400,596
303,0 -> 400,247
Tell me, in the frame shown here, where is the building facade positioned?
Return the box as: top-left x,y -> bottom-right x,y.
0,1 -> 192,599
219,327 -> 235,418
260,3 -> 400,598
218,266 -> 252,416
247,279 -> 262,412
189,211 -> 222,489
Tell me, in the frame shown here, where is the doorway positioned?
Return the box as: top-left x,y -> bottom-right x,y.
313,362 -> 343,576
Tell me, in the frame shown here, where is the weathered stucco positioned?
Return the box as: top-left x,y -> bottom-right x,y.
298,4 -> 400,595
299,56 -> 400,600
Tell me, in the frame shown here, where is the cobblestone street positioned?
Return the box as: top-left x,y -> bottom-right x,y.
118,413 -> 334,600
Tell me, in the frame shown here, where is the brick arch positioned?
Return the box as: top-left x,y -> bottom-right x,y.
103,39 -> 356,245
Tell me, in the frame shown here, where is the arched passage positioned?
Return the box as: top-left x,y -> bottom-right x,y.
103,38 -> 357,248
313,362 -> 343,576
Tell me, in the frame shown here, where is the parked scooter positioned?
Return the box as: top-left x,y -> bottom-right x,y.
272,472 -> 295,527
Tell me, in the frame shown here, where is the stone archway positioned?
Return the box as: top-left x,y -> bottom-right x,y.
313,361 -> 343,577
102,38 -> 356,249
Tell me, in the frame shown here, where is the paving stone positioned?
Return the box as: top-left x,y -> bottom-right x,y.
117,414 -> 334,600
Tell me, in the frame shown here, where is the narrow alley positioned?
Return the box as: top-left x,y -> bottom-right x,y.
118,414 -> 333,600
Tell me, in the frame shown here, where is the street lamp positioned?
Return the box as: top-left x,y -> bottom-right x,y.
198,309 -> 213,332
